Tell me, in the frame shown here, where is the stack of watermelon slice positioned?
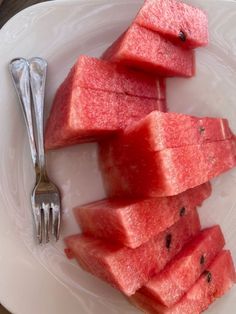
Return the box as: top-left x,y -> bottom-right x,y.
44,0 -> 236,313
100,111 -> 236,197
102,0 -> 209,75
66,208 -> 202,296
45,56 -> 166,150
130,250 -> 235,314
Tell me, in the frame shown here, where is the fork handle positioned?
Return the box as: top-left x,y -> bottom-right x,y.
9,58 -> 38,169
29,58 -> 48,177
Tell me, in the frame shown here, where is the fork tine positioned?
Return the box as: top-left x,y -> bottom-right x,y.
32,200 -> 43,244
52,203 -> 61,241
43,203 -> 50,243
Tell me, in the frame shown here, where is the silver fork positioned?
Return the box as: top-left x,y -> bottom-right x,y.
29,57 -> 61,243
9,58 -> 39,177
9,57 -> 61,243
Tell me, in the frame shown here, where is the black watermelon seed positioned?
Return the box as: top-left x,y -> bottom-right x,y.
200,255 -> 205,265
179,30 -> 187,42
166,234 -> 172,250
179,207 -> 186,217
204,270 -> 212,283
199,126 -> 205,134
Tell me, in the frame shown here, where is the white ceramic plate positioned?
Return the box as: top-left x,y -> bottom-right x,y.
0,0 -> 236,313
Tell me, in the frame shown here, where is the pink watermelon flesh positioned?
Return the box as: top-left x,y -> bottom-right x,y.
118,111 -> 233,152
69,55 -> 165,99
130,250 -> 236,314
100,137 -> 236,197
135,0 -> 208,49
45,86 -> 163,150
74,182 -> 211,249
139,225 -> 225,307
102,23 -> 195,77
64,209 -> 200,296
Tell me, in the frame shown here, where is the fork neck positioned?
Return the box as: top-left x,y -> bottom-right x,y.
38,148 -> 47,180
36,107 -> 47,178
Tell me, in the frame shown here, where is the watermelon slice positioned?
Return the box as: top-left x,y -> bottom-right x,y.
130,250 -> 236,314
67,55 -> 165,99
135,0 -> 208,49
139,225 -> 225,307
45,87 -> 162,150
64,209 -> 200,296
74,183 -> 211,248
102,23 -> 195,77
116,111 -> 233,152
100,137 -> 236,197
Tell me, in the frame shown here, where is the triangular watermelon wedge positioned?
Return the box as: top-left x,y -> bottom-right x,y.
65,209 -> 200,296
130,250 -> 236,314
67,55 -> 165,99
45,88 -> 162,150
100,136 -> 236,197
119,111 -> 233,152
138,225 -> 225,307
74,183 -> 211,248
135,0 -> 208,49
102,23 -> 195,77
